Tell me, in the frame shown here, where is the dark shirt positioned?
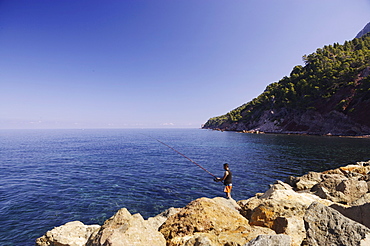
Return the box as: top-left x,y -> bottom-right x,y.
223,170 -> 232,185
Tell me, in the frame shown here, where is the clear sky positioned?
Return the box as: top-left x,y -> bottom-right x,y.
1,0 -> 369,129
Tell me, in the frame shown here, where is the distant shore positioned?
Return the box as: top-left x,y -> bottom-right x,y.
204,127 -> 370,138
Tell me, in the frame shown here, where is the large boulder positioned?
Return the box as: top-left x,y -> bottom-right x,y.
238,181 -> 295,220
239,180 -> 333,246
178,226 -> 276,246
303,202 -> 370,246
35,221 -> 100,246
337,178 -> 369,204
331,202 -> 370,229
245,234 -> 291,246
287,171 -> 323,191
352,193 -> 370,206
86,208 -> 166,246
159,197 -> 275,246
238,195 -> 264,221
147,207 -> 181,230
312,174 -> 368,204
337,163 -> 370,176
288,162 -> 370,192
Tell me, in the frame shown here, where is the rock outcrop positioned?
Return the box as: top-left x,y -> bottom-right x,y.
330,202 -> 370,229
246,234 -> 291,246
147,207 -> 182,231
35,221 -> 100,246
159,197 -> 274,246
303,202 -> 370,246
86,208 -> 167,246
202,30 -> 370,137
203,105 -> 370,136
287,161 -> 370,206
237,180 -> 333,245
36,160 -> 370,246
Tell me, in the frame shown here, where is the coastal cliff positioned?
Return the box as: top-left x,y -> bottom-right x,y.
36,160 -> 370,246
202,30 -> 370,136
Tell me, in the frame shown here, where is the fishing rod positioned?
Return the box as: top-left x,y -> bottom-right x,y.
147,135 -> 217,178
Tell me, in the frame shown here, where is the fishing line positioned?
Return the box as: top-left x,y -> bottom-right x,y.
146,135 -> 217,178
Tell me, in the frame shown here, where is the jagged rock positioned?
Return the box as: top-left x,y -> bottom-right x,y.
319,163 -> 370,181
160,197 -> 247,239
237,180 -> 294,220
248,196 -> 306,246
311,174 -> 347,202
338,164 -> 370,176
337,178 -> 368,203
331,202 -> 370,229
175,225 -> 276,246
272,216 -> 305,244
238,196 -> 263,221
86,208 -> 166,246
303,202 -> 370,246
245,234 -> 291,246
35,221 -> 100,246
285,175 -> 298,188
181,233 -> 218,246
312,174 -> 368,204
294,171 -> 322,191
352,193 -> 370,206
147,207 -> 181,230
259,180 -> 293,199
322,167 -> 346,175
211,197 -> 242,211
319,163 -> 370,178
249,196 -> 307,227
159,197 -> 275,246
240,181 -> 333,246
357,160 -> 370,167
216,226 -> 276,246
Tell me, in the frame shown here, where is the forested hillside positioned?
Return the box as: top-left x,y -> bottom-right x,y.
203,33 -> 370,136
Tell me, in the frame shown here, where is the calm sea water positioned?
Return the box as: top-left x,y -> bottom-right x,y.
1,128 -> 370,245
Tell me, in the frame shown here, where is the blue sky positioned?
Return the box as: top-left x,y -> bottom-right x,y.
1,0 -> 369,129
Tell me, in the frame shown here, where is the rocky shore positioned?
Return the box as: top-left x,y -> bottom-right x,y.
36,160 -> 370,246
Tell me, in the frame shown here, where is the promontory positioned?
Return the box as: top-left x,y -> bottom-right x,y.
202,24 -> 370,136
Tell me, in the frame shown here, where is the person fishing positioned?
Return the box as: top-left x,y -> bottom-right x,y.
148,135 -> 234,198
215,163 -> 233,199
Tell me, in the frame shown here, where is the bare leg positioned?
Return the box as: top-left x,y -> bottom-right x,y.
225,192 -> 231,199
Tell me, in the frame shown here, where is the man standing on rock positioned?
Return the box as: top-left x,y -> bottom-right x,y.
215,163 -> 233,199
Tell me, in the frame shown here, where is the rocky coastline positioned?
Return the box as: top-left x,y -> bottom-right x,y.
206,128 -> 370,138
201,104 -> 370,137
36,160 -> 370,246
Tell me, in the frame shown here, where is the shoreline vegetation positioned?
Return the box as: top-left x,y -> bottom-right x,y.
202,33 -> 370,137
36,159 -> 370,246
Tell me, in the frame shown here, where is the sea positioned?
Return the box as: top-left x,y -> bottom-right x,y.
1,128 -> 370,245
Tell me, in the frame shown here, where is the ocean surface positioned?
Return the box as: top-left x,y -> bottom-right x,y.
1,128 -> 370,245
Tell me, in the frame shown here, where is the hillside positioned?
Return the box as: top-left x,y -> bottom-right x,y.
202,33 -> 370,136
356,22 -> 370,38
